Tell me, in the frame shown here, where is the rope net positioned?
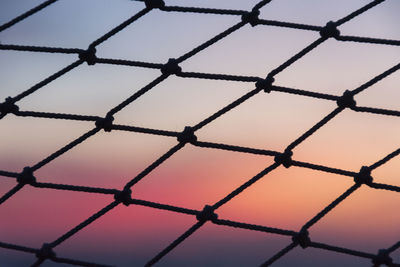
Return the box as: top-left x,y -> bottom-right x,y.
0,0 -> 399,266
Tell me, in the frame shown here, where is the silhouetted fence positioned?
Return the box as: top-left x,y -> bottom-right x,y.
0,0 -> 399,266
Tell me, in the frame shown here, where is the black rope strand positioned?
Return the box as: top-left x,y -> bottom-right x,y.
0,0 -> 59,32
145,222 -> 205,266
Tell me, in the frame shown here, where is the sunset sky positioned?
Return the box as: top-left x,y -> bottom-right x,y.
0,0 -> 399,266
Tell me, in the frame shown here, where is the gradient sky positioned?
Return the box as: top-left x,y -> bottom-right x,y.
0,0 -> 399,266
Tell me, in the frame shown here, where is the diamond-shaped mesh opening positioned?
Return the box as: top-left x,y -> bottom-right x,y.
53,205 -> 195,266
310,187 -> 400,251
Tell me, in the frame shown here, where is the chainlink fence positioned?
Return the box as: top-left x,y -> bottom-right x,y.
0,0 -> 399,266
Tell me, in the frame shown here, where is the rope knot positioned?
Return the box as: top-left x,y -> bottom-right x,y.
196,205 -> 218,222
354,166 -> 373,185
36,243 -> 56,260
114,188 -> 132,206
145,0 -> 165,9
161,58 -> 181,76
95,115 -> 114,132
17,167 -> 36,185
256,75 -> 275,93
292,230 -> 310,248
0,97 -> 19,115
241,10 -> 260,26
79,47 -> 97,65
177,126 -> 197,144
336,90 -> 356,109
372,249 -> 393,266
274,150 -> 293,168
319,21 -> 340,39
